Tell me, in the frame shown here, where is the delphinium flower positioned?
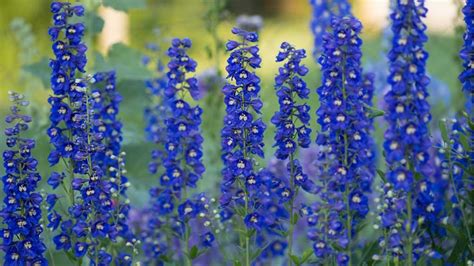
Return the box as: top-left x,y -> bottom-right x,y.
197,67 -> 225,100
378,0 -> 441,263
1,92 -> 46,265
219,27 -> 266,266
141,38 -> 210,266
427,3 -> 474,259
460,0 -> 474,112
307,16 -> 375,265
142,44 -> 171,177
235,14 -> 264,33
270,42 -> 314,263
432,118 -> 473,259
309,0 -> 351,57
46,2 -> 136,264
90,71 -> 136,262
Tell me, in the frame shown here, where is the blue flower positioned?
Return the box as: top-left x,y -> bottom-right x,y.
200,232 -> 215,248
459,0 -> 474,110
378,0 -> 439,262
309,0 -> 351,57
0,92 -> 46,264
140,38 -> 209,265
308,16 -> 375,263
220,27 -> 266,217
46,3 -> 135,263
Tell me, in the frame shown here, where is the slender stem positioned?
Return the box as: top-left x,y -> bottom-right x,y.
341,55 -> 352,266
406,191 -> 413,266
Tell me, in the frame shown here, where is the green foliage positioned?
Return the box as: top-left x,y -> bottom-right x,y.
102,0 -> 147,11
23,57 -> 50,88
94,43 -> 153,81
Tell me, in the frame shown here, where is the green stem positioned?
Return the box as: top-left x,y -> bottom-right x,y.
341,55 -> 352,266
406,191 -> 413,266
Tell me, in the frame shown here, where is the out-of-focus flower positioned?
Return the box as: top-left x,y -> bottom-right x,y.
236,14 -> 263,32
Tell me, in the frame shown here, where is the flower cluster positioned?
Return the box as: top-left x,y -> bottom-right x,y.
379,0 -> 440,262
140,38 -> 210,265
271,42 -> 316,260
220,28 -> 264,214
47,1 -> 88,171
459,0 -> 474,111
91,71 -> 123,173
309,0 -> 352,57
91,71 -> 136,260
220,27 -> 266,264
308,16 -> 374,264
47,3 -> 134,264
1,92 -> 46,265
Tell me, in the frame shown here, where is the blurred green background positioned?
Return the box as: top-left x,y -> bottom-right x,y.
0,0 -> 466,210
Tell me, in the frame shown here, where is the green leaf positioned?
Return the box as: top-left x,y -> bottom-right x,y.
439,120 -> 449,142
447,233 -> 467,263
189,245 -> 199,260
102,0 -> 146,11
368,109 -> 385,119
94,43 -> 153,81
85,12 -> 105,35
376,169 -> 387,183
290,255 -> 300,265
291,213 -> 299,225
300,248 -> 314,265
23,57 -> 50,88
233,260 -> 242,266
357,240 -> 379,266
69,12 -> 104,35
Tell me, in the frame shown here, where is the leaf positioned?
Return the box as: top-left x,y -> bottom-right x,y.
447,233 -> 467,263
23,57 -> 50,88
233,260 -> 242,266
102,0 -> 146,11
368,109 -> 385,119
94,43 -> 153,81
69,12 -> 104,35
300,248 -> 314,264
357,240 -> 379,266
291,213 -> 299,225
189,245 -> 199,260
376,169 -> 387,183
85,12 -> 105,35
439,120 -> 449,142
290,255 -> 300,265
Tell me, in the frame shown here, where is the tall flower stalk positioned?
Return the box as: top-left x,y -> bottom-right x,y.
271,42 -> 313,264
220,28 -> 265,266
141,38 -> 211,265
309,0 -> 351,57
309,16 -> 374,265
1,92 -> 47,265
380,0 -> 437,264
46,2 -> 135,264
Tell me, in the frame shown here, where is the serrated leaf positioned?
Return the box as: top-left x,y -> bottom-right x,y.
102,0 -> 146,11
23,57 -> 50,88
94,43 -> 153,81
